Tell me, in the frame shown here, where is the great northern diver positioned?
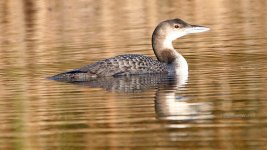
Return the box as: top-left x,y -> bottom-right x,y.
50,18 -> 209,81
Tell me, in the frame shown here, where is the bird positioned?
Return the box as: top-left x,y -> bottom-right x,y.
49,18 -> 209,81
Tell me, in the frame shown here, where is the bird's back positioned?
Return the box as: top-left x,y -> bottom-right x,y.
50,54 -> 168,81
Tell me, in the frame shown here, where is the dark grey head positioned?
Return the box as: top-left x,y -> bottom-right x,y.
153,18 -> 210,41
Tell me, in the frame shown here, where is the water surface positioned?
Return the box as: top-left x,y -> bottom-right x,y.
1,0 -> 267,149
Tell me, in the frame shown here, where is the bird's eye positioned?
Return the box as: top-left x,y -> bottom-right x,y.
174,25 -> 180,28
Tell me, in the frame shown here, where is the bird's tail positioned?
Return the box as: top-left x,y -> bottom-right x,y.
48,70 -> 94,82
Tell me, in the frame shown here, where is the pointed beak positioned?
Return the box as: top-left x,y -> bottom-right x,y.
186,25 -> 210,33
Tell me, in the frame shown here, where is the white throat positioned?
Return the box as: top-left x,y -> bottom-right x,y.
161,35 -> 188,75
167,50 -> 188,75
163,31 -> 187,49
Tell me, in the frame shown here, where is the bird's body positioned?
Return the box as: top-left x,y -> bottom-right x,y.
50,18 -> 209,81
53,54 -> 168,81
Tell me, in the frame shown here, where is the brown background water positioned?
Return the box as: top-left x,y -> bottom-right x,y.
1,0 -> 267,149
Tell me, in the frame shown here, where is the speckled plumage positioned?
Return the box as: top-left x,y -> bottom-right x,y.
50,54 -> 168,81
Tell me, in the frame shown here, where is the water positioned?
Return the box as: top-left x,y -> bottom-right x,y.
1,0 -> 267,149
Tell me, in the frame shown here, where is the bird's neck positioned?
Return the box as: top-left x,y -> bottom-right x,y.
152,35 -> 188,75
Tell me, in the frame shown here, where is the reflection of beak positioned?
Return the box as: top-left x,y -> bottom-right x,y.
186,24 -> 210,33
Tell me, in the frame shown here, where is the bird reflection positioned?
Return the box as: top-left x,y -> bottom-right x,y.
61,74 -> 187,93
155,88 -> 213,122
54,73 -> 212,122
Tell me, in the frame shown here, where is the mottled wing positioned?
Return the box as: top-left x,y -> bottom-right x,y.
78,54 -> 168,77
49,54 -> 168,81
